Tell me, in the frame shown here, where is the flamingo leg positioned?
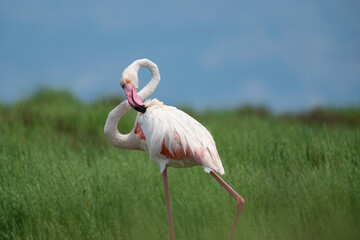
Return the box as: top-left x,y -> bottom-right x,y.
162,168 -> 175,240
210,171 -> 244,240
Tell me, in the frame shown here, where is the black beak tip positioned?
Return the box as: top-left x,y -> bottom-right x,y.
134,104 -> 147,113
131,91 -> 147,113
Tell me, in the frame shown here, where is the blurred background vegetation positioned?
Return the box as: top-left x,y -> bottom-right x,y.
0,89 -> 359,240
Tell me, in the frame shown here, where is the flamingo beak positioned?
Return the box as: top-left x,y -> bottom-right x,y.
124,84 -> 147,113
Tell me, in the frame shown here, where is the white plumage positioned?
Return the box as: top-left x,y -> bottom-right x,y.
136,99 -> 225,174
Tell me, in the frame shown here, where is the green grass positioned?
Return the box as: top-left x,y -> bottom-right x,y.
1,89 -> 359,239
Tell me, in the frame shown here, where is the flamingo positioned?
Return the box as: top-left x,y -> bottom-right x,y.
104,59 -> 244,240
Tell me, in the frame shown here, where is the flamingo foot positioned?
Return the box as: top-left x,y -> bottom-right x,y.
210,171 -> 244,240
162,168 -> 175,240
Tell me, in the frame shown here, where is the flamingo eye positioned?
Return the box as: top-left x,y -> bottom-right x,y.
126,79 -> 130,84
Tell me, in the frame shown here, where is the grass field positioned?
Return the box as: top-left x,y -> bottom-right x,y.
1,89 -> 359,240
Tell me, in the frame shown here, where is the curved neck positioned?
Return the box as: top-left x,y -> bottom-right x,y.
104,59 -> 160,149
130,59 -> 161,100
104,100 -> 141,149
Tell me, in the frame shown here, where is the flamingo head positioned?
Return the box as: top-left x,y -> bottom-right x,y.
120,69 -> 147,113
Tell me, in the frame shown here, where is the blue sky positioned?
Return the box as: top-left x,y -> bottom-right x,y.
1,0 -> 359,112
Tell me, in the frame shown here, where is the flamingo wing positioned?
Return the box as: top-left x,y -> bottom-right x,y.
137,99 -> 225,175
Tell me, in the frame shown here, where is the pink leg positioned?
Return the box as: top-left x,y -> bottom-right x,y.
162,168 -> 175,240
210,171 -> 244,240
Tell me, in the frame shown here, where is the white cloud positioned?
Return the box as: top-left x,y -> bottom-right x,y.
305,93 -> 326,109
227,78 -> 273,107
239,79 -> 272,103
202,30 -> 275,68
1,0 -> 359,110
201,0 -> 360,110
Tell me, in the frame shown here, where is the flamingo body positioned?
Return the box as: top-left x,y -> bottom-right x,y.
104,59 -> 243,240
134,99 -> 225,174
